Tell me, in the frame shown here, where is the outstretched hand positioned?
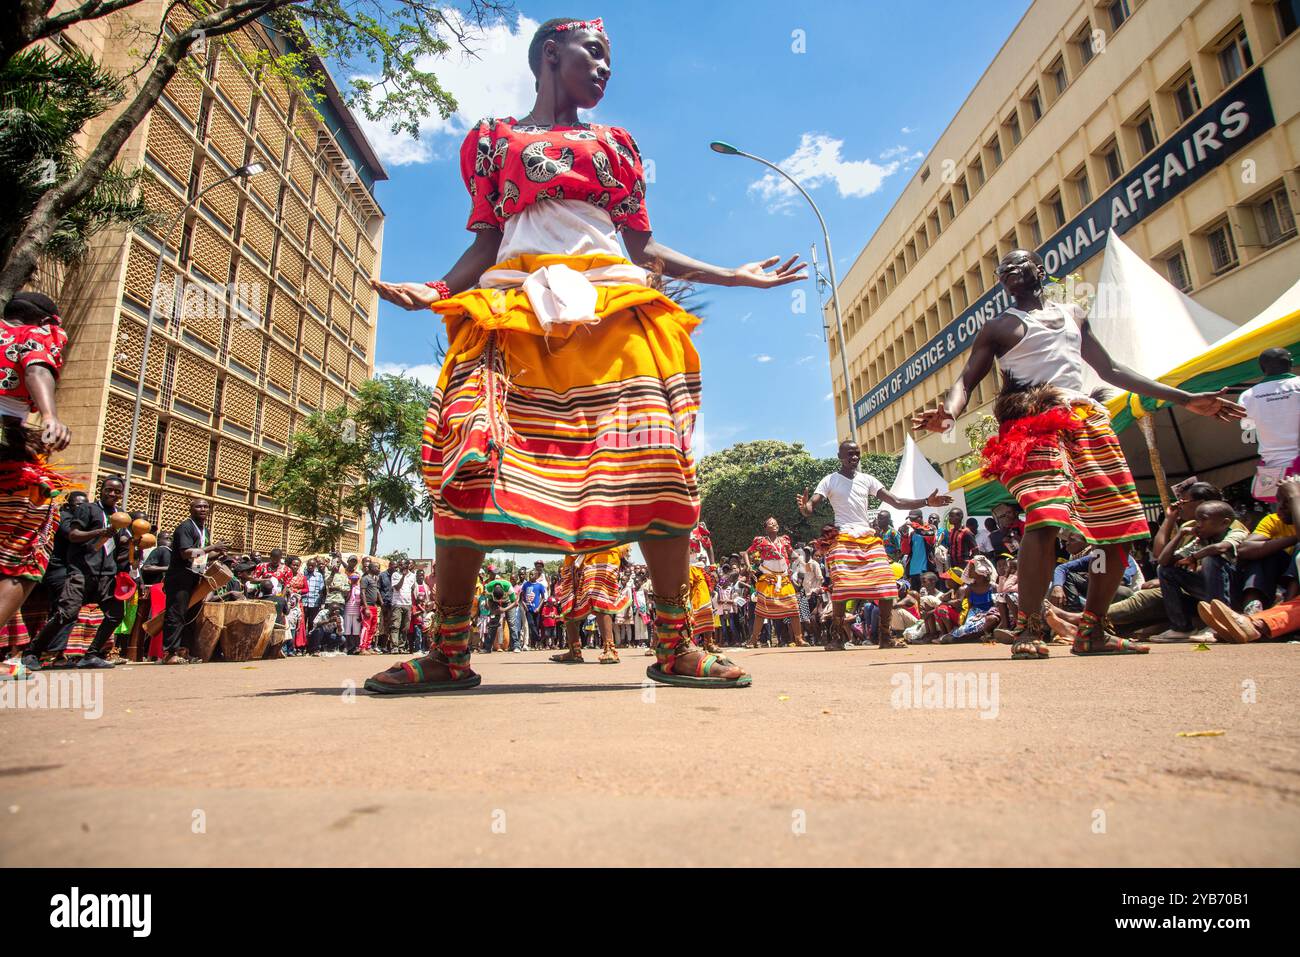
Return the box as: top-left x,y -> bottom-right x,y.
925,489 -> 954,507
912,403 -> 954,434
732,255 -> 807,289
1184,387 -> 1246,422
796,487 -> 812,517
371,279 -> 443,311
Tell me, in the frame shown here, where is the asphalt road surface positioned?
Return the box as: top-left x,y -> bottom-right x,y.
2,641 -> 1297,866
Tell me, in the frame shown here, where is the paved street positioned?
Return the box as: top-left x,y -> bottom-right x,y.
2,641 -> 1298,866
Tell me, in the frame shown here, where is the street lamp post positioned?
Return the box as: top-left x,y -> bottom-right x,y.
123,162 -> 266,501
709,141 -> 857,438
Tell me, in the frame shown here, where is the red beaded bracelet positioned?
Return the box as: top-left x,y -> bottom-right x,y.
424,280 -> 451,300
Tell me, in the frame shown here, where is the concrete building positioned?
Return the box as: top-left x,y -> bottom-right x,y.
830,0 -> 1300,479
47,2 -> 385,555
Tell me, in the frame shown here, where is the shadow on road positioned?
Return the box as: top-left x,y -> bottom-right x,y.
243,681 -> 648,699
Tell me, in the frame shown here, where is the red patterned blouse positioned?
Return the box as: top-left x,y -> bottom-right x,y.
748,535 -> 793,568
0,321 -> 67,413
459,117 -> 651,234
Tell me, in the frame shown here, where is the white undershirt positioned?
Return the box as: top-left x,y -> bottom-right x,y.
496,200 -> 621,261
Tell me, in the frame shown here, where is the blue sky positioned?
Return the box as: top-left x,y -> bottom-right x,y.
365,0 -> 1032,556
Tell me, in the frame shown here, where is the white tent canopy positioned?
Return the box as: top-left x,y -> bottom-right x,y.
1080,230 -> 1236,394
880,435 -> 964,527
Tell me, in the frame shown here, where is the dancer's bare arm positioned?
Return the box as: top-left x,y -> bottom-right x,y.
1080,323 -> 1245,421
913,322 -> 1003,432
622,230 -> 806,289
24,364 -> 69,451
370,229 -> 503,310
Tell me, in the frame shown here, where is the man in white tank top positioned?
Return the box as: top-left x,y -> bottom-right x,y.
913,249 -> 1244,660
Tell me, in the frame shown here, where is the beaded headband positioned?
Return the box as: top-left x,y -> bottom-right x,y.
554,18 -> 605,34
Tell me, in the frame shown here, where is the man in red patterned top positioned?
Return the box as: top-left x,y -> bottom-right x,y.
0,292 -> 72,639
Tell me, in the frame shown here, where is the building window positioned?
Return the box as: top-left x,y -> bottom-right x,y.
920,166 -> 930,183
1279,0 -> 1300,39
1173,70 -> 1201,124
1005,110 -> 1021,146
929,210 -> 941,238
941,194 -> 955,223
1256,185 -> 1298,246
1217,24 -> 1254,86
1024,214 -> 1042,248
955,176 -> 969,205
1206,220 -> 1239,275
1073,166 -> 1093,207
1025,85 -> 1043,124
969,158 -> 984,190
1164,247 -> 1192,292
1047,191 -> 1066,230
1101,140 -> 1123,183
1075,22 -> 1097,66
1134,109 -> 1158,155
1048,56 -> 1068,97
1105,0 -> 1132,32
986,134 -> 1003,168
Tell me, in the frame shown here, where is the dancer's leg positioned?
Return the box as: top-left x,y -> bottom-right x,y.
641,535 -> 744,679
366,544 -> 483,686
0,577 -> 37,632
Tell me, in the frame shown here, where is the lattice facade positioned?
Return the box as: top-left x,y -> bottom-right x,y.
83,14 -> 384,556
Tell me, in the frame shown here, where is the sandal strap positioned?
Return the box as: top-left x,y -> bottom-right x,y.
400,658 -> 425,683
696,653 -> 718,677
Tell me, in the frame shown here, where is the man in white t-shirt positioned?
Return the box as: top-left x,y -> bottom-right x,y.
1241,347 -> 1300,501
797,439 -> 951,650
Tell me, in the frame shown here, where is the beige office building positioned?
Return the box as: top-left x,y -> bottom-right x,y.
831,0 -> 1300,478
43,2 -> 385,554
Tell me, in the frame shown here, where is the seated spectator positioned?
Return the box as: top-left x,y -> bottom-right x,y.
1151,500 -> 1243,642
1048,531 -> 1142,611
1237,497 -> 1296,614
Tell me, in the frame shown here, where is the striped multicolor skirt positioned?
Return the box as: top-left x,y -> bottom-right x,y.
688,564 -> 718,634
826,531 -> 898,602
556,548 -> 626,620
421,253 -> 702,554
0,461 -> 62,581
985,401 -> 1148,546
754,573 -> 798,620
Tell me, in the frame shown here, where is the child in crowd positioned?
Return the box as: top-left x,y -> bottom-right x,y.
1152,499 -> 1243,642
939,558 -> 1001,643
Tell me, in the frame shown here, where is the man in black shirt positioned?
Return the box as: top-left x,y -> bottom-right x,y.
25,478 -> 130,670
162,497 -> 227,665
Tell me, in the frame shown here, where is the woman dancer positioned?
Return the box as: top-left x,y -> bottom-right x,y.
743,517 -> 807,648
0,292 -> 73,641
365,18 -> 803,692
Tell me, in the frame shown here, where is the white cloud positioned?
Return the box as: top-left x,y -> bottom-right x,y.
738,311 -> 752,324
823,392 -> 833,401
796,355 -> 815,365
354,14 -> 542,167
754,354 -> 772,363
374,361 -> 441,387
901,126 -> 915,134
748,133 -> 899,212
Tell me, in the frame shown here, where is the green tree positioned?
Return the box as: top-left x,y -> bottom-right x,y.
697,441 -> 899,559
0,0 -> 511,305
260,373 -> 432,555
0,45 -> 155,272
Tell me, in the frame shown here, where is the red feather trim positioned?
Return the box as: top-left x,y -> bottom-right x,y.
980,406 -> 1082,483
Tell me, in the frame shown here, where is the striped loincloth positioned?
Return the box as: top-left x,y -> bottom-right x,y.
988,401 -> 1148,545
825,531 -> 898,602
421,253 -> 702,554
